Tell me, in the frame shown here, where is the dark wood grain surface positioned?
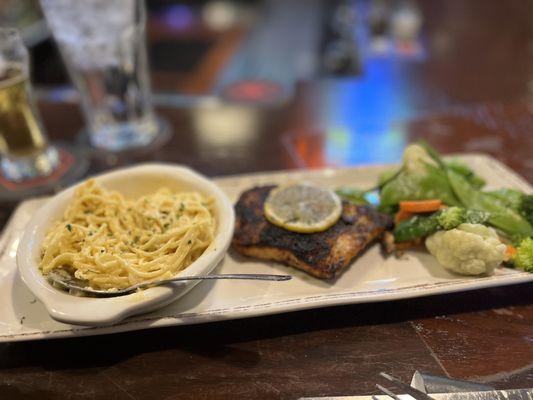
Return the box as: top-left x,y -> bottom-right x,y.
1,0 -> 533,399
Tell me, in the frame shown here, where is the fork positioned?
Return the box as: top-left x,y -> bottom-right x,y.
47,270 -> 292,297
375,372 -> 435,400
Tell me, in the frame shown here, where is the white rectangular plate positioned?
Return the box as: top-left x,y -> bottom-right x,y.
0,154 -> 531,342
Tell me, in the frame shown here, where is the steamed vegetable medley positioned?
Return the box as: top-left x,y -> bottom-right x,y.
337,143 -> 533,276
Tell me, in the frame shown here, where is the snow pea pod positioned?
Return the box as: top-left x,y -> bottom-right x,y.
448,170 -> 533,238
380,163 -> 461,208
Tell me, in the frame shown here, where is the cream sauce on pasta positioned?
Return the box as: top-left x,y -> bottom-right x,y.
39,179 -> 216,291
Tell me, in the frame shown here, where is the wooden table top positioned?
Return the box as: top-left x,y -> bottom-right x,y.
1,1 -> 533,399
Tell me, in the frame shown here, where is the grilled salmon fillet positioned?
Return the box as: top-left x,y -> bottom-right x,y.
232,186 -> 392,279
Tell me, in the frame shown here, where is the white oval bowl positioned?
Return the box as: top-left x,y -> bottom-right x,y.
17,163 -> 235,326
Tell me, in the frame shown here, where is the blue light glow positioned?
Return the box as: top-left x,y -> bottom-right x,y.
320,57 -> 412,166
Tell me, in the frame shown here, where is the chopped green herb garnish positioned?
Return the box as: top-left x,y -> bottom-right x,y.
66,224 -> 72,232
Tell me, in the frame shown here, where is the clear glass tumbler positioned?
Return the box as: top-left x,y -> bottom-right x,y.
41,0 -> 164,152
0,28 -> 59,182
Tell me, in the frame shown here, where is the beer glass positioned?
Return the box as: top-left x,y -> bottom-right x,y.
41,0 -> 165,152
0,28 -> 59,182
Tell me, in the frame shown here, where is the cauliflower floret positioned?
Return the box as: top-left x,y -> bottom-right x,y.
425,223 -> 506,276
403,144 -> 437,174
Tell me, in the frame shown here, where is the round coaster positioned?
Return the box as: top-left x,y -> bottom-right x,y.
76,116 -> 173,159
0,145 -> 89,202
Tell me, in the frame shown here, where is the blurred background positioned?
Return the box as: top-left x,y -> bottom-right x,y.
0,0 -> 532,176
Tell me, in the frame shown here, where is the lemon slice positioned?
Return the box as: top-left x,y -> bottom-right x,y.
264,183 -> 342,233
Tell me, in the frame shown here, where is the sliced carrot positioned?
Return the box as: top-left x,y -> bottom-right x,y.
399,199 -> 442,213
506,245 -> 517,259
394,209 -> 413,225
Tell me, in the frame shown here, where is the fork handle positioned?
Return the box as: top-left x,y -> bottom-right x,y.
135,273 -> 292,289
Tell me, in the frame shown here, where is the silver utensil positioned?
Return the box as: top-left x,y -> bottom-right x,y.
376,384 -> 403,400
300,370 -> 530,400
410,371 -> 493,394
377,372 -> 436,400
302,389 -> 533,400
47,270 -> 292,297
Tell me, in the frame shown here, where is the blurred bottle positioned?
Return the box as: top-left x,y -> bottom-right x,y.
368,0 -> 391,54
0,28 -> 58,182
391,0 -> 422,45
369,0 -> 390,38
322,0 -> 360,76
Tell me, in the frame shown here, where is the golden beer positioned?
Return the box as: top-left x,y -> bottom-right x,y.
0,64 -> 47,157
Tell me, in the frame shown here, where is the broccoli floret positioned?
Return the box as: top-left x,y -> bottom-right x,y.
436,207 -> 489,230
519,195 -> 533,226
513,237 -> 533,272
437,207 -> 465,230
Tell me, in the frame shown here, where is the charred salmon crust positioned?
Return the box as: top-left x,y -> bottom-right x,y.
232,186 -> 393,279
